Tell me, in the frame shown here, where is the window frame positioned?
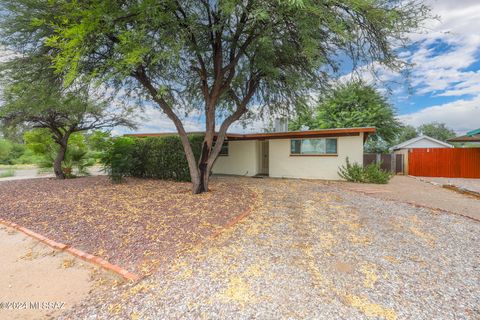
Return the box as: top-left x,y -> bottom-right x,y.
289,138 -> 338,156
218,140 -> 229,156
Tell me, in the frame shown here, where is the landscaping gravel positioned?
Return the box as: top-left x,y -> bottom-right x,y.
59,177 -> 480,320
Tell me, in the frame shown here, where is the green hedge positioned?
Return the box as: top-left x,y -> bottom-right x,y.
101,134 -> 204,182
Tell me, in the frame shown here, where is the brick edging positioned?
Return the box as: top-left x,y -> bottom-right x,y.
0,218 -> 140,282
210,191 -> 258,239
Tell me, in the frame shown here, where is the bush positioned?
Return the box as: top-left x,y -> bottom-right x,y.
338,158 -> 392,184
101,134 -> 204,183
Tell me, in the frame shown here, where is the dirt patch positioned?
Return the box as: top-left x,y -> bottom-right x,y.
0,176 -> 257,276
0,225 -> 102,320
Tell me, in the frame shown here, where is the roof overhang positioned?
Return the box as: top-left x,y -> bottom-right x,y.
224,127 -> 376,141
124,127 -> 376,142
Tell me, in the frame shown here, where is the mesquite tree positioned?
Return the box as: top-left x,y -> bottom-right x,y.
0,0 -> 429,193
0,57 -> 135,179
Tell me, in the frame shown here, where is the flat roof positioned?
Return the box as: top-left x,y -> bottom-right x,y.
125,127 -> 376,141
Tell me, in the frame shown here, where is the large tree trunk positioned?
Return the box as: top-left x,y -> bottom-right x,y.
53,141 -> 67,179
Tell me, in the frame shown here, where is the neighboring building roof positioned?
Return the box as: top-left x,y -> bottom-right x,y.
390,135 -> 453,150
125,127 -> 376,141
447,134 -> 480,143
467,128 -> 480,136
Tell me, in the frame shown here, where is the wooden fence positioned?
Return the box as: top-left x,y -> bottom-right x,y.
408,148 -> 480,178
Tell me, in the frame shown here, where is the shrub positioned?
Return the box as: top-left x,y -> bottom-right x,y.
100,137 -> 136,183
363,162 -> 392,184
101,134 -> 204,183
338,157 -> 392,184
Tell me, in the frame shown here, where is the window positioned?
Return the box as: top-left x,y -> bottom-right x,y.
290,138 -> 337,155
219,141 -> 229,156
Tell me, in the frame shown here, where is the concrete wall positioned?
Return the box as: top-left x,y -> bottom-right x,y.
212,140 -> 260,176
268,134 -> 364,180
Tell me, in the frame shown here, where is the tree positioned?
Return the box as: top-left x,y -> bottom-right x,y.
0,57 -> 135,179
313,81 -> 402,145
418,122 -> 456,142
395,124 -> 418,143
0,0 -> 429,193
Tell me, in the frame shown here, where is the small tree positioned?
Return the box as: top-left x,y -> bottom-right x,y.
0,58 -> 135,179
1,0 -> 429,192
418,122 -> 456,142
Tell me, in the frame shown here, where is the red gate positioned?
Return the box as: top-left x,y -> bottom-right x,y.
408,148 -> 480,178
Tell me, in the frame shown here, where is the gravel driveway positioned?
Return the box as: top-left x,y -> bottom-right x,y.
57,176 -> 479,320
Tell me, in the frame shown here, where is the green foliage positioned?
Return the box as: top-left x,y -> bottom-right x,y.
363,163 -> 392,184
418,122 -> 456,142
102,135 -> 204,183
396,125 -> 418,143
338,158 -> 364,183
0,168 -> 15,178
100,137 -> 137,183
338,158 -> 392,184
24,129 -> 94,175
314,81 -> 402,144
0,138 -> 27,164
0,139 -> 12,163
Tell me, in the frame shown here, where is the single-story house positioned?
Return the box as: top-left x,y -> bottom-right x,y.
447,128 -> 480,144
390,135 -> 453,174
127,127 -> 376,180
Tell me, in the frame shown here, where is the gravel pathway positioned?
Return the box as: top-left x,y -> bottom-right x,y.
60,177 -> 480,320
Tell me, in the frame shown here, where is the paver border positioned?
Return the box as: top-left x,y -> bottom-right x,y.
0,218 -> 141,282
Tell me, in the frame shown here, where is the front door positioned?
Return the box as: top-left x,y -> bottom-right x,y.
261,140 -> 269,175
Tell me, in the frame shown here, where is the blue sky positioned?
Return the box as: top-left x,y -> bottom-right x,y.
123,0 -> 480,136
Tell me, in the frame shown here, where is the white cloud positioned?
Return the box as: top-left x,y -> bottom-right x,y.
399,95 -> 480,135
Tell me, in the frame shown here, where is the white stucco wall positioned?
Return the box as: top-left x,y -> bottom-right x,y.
212,140 -> 260,176
268,134 -> 364,180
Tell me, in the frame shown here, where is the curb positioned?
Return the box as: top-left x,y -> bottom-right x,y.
0,218 -> 140,282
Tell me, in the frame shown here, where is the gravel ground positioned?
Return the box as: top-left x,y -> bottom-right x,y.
60,177 -> 480,320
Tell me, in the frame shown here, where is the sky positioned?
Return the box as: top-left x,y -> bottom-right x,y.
123,0 -> 480,136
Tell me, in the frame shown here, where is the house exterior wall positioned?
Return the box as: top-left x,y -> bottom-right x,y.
268,134 -> 364,180
393,148 -> 409,174
212,140 -> 260,176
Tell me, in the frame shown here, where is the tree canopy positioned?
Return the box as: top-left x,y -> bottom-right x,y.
290,80 -> 402,147
418,122 -> 456,142
0,56 -> 135,178
0,0 -> 429,192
